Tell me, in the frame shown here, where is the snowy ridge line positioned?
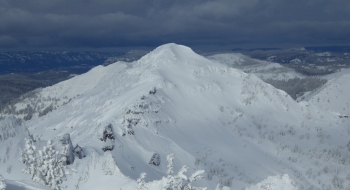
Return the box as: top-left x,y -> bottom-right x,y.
207,53 -> 328,100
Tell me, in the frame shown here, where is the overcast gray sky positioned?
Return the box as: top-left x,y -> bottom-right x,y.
1,0 -> 350,51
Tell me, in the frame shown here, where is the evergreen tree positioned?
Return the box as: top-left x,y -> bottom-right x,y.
21,138 -> 42,179
20,139 -> 66,190
38,140 -> 66,190
137,172 -> 147,190
163,154 -> 206,190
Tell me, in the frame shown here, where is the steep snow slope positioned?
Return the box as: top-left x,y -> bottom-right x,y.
0,63 -> 129,120
2,44 -> 350,189
306,68 -> 350,116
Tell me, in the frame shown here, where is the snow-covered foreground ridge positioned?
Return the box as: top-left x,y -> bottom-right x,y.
1,43 -> 350,189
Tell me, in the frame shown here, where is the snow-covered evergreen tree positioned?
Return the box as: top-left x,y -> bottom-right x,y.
167,153 -> 174,176
0,174 -> 6,190
21,138 -> 40,178
38,140 -> 66,190
20,139 -> 66,190
162,154 -> 206,190
137,172 -> 147,190
136,154 -> 206,190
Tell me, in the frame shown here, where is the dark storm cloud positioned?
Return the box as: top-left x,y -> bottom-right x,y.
1,0 -> 350,50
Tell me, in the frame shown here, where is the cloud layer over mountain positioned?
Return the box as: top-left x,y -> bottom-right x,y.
1,0 -> 350,50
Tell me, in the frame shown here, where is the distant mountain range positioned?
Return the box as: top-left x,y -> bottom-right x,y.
0,51 -> 122,74
240,46 -> 350,65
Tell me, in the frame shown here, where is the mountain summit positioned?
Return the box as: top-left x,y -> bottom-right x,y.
1,44 -> 350,189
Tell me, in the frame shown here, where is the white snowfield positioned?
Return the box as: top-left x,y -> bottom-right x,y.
1,43 -> 350,190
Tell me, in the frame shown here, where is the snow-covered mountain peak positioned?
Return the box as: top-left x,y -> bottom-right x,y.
141,43 -> 195,60
2,44 -> 350,189
151,43 -> 193,55
136,43 -> 209,68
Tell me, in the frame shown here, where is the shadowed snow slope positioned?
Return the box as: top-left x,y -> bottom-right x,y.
3,44 -> 350,189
